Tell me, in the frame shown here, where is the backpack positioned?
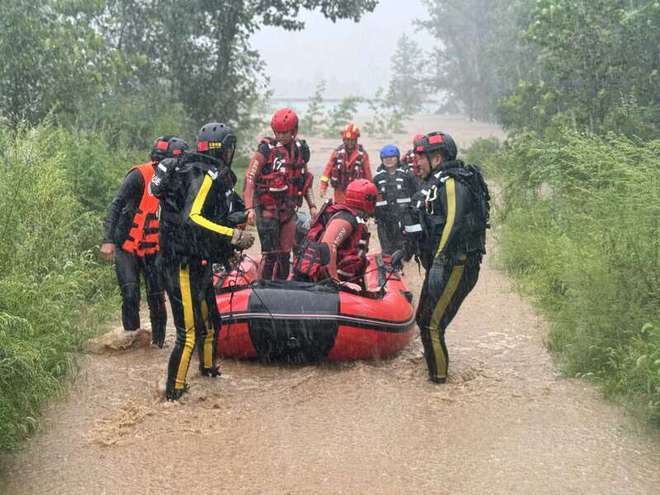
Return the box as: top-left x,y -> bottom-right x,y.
441,163 -> 491,254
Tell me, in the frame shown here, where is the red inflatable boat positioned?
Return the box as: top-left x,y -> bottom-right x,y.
215,254 -> 415,362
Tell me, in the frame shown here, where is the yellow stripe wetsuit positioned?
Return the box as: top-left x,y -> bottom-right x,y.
415,165 -> 482,383
158,161 -> 236,400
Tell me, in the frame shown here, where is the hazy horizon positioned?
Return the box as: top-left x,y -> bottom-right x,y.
250,0 -> 435,100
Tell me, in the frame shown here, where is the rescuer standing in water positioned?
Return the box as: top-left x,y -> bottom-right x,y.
101,136 -> 188,347
409,131 -> 490,383
151,122 -> 254,401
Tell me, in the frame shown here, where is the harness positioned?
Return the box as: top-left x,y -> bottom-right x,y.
330,144 -> 366,190
294,203 -> 370,282
374,167 -> 414,219
255,137 -> 311,212
417,161 -> 490,263
122,163 -> 160,256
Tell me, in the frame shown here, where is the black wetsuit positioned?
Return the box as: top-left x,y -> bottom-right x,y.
412,160 -> 486,382
103,167 -> 167,346
151,154 -> 237,399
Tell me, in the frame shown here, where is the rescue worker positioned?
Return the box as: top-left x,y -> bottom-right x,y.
410,131 -> 490,383
101,136 -> 188,347
401,134 -> 423,180
319,123 -> 372,203
293,179 -> 377,290
151,122 -> 255,401
244,108 -> 317,280
372,144 -> 418,256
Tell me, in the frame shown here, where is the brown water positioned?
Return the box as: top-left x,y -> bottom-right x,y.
1,115 -> 659,494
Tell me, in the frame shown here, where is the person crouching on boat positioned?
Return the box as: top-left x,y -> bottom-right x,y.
293,179 -> 377,291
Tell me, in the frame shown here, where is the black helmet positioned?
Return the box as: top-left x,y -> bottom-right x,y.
196,122 -> 237,165
151,135 -> 189,162
414,131 -> 457,161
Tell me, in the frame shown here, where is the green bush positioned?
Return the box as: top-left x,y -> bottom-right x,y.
0,124 -> 119,450
483,129 -> 660,424
462,137 -> 501,166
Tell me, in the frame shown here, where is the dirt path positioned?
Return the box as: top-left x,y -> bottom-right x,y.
2,115 -> 659,494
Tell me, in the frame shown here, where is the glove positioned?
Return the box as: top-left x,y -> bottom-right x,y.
230,229 -> 255,250
390,249 -> 405,272
428,257 -> 447,295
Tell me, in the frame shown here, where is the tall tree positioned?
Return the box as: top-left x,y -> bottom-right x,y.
385,34 -> 426,115
419,0 -> 505,120
98,0 -> 379,127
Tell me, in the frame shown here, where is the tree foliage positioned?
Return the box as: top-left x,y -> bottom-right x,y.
0,0 -> 111,126
385,34 -> 427,115
0,0 -> 379,132
420,0 -> 659,135
499,0 -> 660,135
419,0 -> 507,120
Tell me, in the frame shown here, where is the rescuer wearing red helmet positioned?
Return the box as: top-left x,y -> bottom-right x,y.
293,178 -> 377,290
410,131 -> 490,384
101,136 -> 188,348
244,108 -> 317,280
319,123 -> 373,203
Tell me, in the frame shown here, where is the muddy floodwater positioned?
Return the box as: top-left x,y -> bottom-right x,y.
1,115 -> 659,494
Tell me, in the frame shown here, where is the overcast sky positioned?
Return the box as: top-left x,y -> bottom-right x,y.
250,0 -> 435,99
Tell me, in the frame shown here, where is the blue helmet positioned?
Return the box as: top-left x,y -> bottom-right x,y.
380,144 -> 400,160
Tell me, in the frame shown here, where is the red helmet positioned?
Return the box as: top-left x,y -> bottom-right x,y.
341,123 -> 360,140
271,108 -> 299,134
344,178 -> 378,216
412,133 -> 423,144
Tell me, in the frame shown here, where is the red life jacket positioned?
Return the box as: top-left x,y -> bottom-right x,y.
121,163 -> 160,256
330,144 -> 366,191
294,203 -> 370,282
255,137 -> 311,214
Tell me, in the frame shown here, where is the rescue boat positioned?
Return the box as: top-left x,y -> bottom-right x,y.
215,254 -> 415,362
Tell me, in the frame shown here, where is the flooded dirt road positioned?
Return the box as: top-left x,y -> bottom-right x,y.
2,115 -> 659,494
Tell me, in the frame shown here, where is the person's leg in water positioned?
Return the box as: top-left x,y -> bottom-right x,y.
197,263 -> 220,377
165,260 -> 204,400
114,248 -> 141,331
415,256 -> 480,383
143,253 -> 167,347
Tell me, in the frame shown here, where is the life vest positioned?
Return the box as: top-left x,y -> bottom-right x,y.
330,144 -> 366,191
255,137 -> 311,213
415,161 -> 490,265
122,163 -> 160,256
373,167 -> 414,219
294,202 -> 370,282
